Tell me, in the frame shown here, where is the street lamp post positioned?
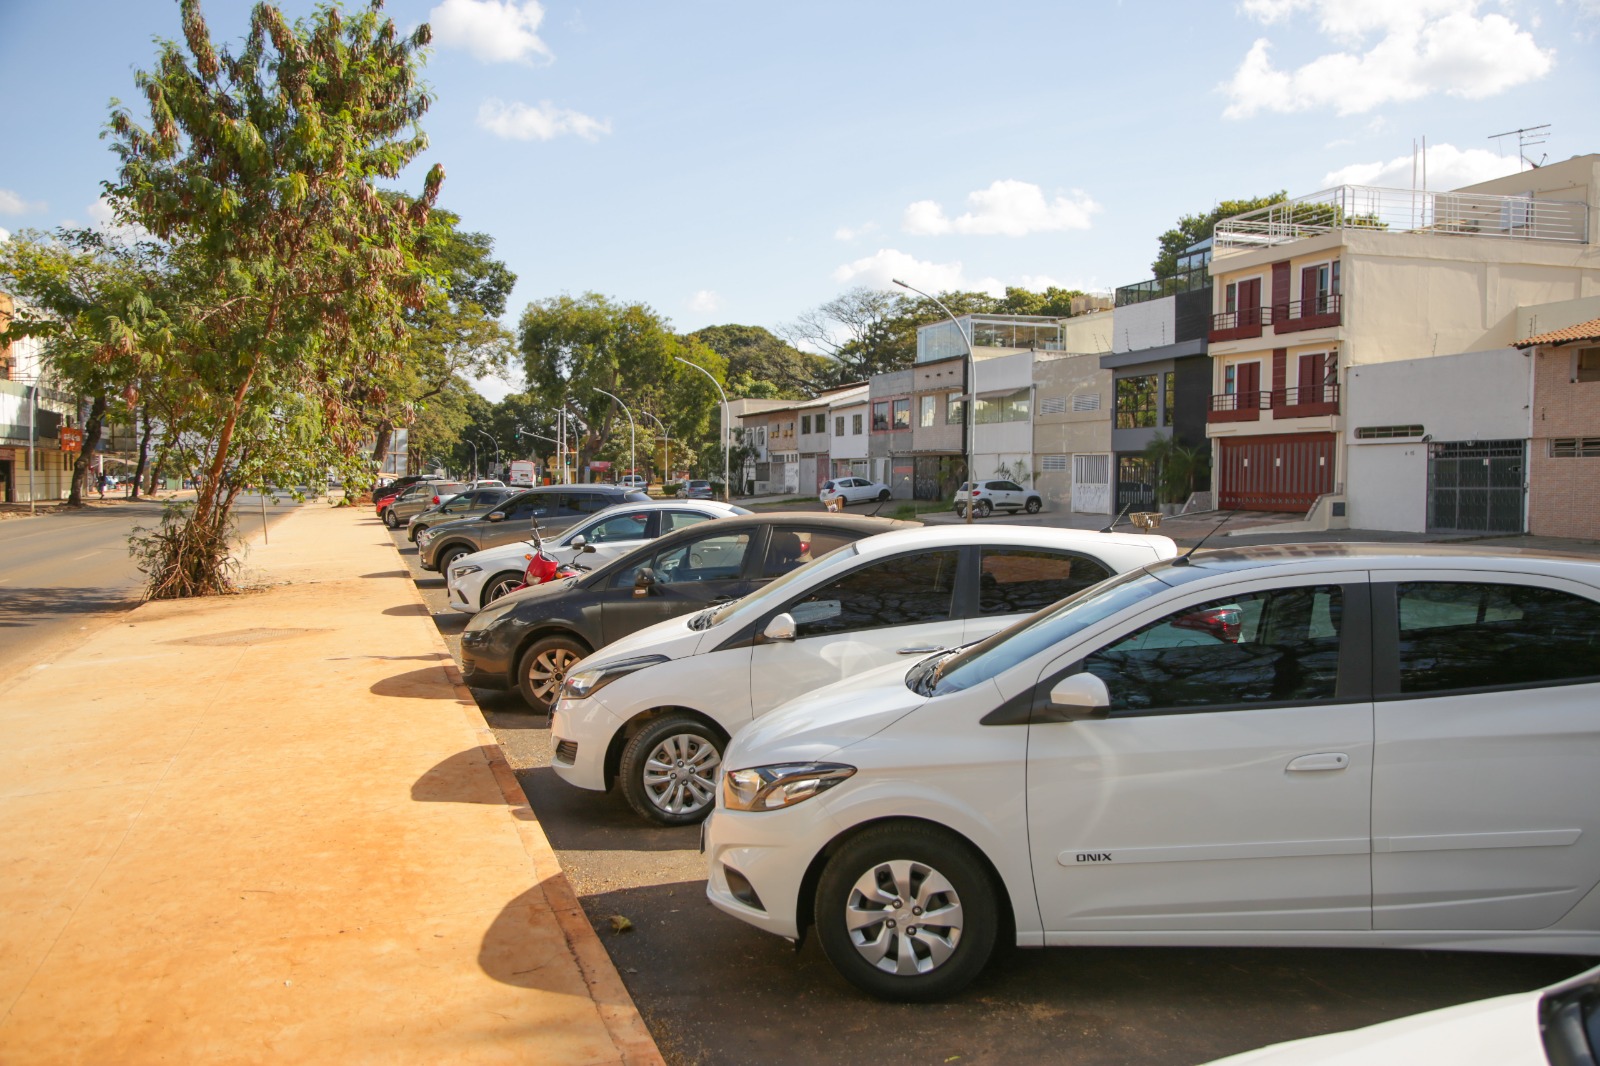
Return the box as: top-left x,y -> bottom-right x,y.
464,437 -> 479,481
674,356 -> 729,502
475,430 -> 500,478
516,424 -> 561,483
640,410 -> 669,488
593,387 -> 636,486
893,278 -> 976,524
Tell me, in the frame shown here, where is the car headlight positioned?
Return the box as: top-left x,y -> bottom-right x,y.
418,529 -> 437,546
561,654 -> 669,700
722,763 -> 856,812
451,563 -> 482,578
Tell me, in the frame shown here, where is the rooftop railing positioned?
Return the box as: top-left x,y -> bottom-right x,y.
1113,266 -> 1211,307
1214,185 -> 1590,252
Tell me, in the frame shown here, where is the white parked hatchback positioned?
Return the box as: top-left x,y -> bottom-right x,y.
702,544 -> 1600,1001
446,499 -> 749,613
549,525 -> 1176,824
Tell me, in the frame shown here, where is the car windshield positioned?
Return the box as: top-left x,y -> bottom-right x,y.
705,541 -> 861,628
923,567 -> 1168,697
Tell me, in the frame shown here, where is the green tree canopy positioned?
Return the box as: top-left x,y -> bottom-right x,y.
1151,193 -> 1287,278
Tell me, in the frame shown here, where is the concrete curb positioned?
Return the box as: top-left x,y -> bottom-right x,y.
390,534 -> 666,1066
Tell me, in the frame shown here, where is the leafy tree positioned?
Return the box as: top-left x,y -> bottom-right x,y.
993,285 -> 1085,317
1142,432 -> 1210,504
105,0 -> 444,596
689,324 -> 826,398
1151,193 -> 1288,278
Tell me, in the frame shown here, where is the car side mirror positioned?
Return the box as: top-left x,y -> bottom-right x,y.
633,567 -> 657,598
1042,672 -> 1111,721
761,612 -> 796,643
486,511 -> 505,522
570,535 -> 587,549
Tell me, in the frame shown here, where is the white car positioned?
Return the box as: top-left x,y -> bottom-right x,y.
953,479 -> 1044,517
549,525 -> 1176,824
702,544 -> 1600,1000
820,477 -> 891,507
619,474 -> 648,491
1205,961 -> 1600,1065
445,499 -> 749,613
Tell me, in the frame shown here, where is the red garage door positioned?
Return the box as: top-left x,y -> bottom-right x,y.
1218,433 -> 1335,511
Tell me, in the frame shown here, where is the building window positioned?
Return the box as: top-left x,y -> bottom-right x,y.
1071,393 -> 1101,412
1224,282 -> 1238,314
892,398 -> 911,429
1356,425 -> 1424,440
1040,454 -> 1069,471
974,388 -> 1030,425
1162,372 -> 1175,427
1039,396 -> 1067,416
1550,437 -> 1600,457
872,401 -> 889,431
835,415 -> 844,436
1115,375 -> 1158,429
918,395 -> 936,428
787,421 -> 795,435
1577,347 -> 1600,383
852,413 -> 863,435
946,392 -> 965,424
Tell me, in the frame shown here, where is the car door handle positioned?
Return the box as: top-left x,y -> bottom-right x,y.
897,644 -> 945,655
1286,752 -> 1349,773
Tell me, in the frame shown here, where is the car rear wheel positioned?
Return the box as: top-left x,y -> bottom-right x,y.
1024,497 -> 1041,514
953,503 -> 966,518
815,823 -> 998,1002
877,488 -> 891,501
975,499 -> 992,518
619,713 -> 724,825
516,634 -> 588,711
481,572 -> 524,607
383,508 -> 399,529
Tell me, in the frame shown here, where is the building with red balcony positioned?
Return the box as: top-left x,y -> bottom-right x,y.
1515,300 -> 1600,540
1205,153 -> 1600,523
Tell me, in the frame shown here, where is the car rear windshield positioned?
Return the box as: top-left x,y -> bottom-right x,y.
923,568 -> 1167,697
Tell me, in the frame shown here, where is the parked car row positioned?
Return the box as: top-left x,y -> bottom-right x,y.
380,494 -> 1600,1012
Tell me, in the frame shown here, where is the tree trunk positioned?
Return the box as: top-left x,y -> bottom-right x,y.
147,435 -> 170,496
371,420 -> 394,471
67,394 -> 108,507
131,407 -> 153,500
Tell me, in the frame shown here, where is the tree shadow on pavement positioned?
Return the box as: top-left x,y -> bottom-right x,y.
370,665 -> 463,699
0,586 -> 139,627
381,602 -> 430,617
478,884 -> 597,995
515,764 -> 696,855
410,747 -> 510,805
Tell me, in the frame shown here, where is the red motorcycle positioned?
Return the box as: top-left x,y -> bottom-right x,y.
514,527 -> 591,593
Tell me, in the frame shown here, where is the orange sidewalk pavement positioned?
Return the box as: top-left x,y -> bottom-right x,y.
0,502 -> 662,1065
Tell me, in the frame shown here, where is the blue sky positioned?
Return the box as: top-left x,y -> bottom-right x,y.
2,0 -> 1597,399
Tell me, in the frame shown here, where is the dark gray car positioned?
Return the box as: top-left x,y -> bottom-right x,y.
406,486 -> 518,542
385,481 -> 468,530
417,484 -> 651,572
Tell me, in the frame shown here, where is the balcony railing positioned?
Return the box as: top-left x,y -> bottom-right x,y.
1215,185 -> 1590,252
1208,384 -> 1341,423
1274,293 -> 1342,333
1114,266 -> 1211,307
1208,391 -> 1270,422
1210,306 -> 1270,340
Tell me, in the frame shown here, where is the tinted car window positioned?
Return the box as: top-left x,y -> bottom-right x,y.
978,549 -> 1113,616
761,528 -> 857,579
503,494 -> 548,520
653,532 -> 751,585
586,512 -> 652,543
664,510 -> 713,533
1396,582 -> 1600,695
572,492 -> 613,515
787,549 -> 959,639
1083,585 -> 1344,714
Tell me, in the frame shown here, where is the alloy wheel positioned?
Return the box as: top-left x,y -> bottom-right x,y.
641,733 -> 721,815
844,859 -> 965,976
523,645 -> 580,703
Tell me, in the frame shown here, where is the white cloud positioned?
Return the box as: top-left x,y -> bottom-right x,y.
477,98 -> 611,141
831,249 -> 1005,296
903,180 -> 1099,237
1223,2 -> 1554,117
833,221 -> 878,241
1323,142 -> 1524,189
688,290 -> 722,313
0,189 -> 46,215
79,196 -> 150,240
0,227 -> 10,243
429,0 -> 552,64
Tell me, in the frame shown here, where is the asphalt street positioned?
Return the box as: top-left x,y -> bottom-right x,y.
0,492 -> 305,689
388,515 -> 1598,1066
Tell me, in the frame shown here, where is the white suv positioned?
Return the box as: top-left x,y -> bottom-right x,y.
549,525 -> 1175,824
954,480 -> 1043,518
703,545 -> 1600,1000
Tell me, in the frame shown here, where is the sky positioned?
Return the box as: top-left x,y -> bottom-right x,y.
2,0 -> 1597,400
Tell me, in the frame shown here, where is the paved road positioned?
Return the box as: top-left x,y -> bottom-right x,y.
386,519 -> 1597,1065
0,493 -> 305,688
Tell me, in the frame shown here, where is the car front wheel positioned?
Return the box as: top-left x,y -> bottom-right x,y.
383,508 -> 399,529
481,572 -> 525,607
815,823 -> 998,1001
516,634 -> 588,711
619,712 -> 724,825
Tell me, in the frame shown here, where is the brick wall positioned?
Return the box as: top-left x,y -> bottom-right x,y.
1528,347 -> 1600,539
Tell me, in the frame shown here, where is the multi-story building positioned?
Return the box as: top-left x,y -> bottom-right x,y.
0,292 -> 78,502
908,356 -> 964,500
1033,349 -> 1117,512
1516,295 -> 1600,539
1102,241 -> 1214,511
867,368 -> 914,497
826,384 -> 870,480
731,398 -> 794,494
1205,153 -> 1600,528
794,393 -> 836,494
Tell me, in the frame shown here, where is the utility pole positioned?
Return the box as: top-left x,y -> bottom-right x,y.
894,278 -> 976,523
594,387 -> 635,485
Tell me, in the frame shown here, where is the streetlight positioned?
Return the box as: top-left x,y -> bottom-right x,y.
593,387 -> 636,487
640,410 -> 670,488
463,436 -> 479,481
893,277 -> 976,525
675,356 -> 729,502
474,430 -> 501,477
518,424 -> 561,483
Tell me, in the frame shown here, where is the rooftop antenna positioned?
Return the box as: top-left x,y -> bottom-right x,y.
1170,510 -> 1239,567
1489,124 -> 1550,170
1101,500 -> 1132,533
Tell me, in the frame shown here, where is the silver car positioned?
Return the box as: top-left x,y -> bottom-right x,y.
406,486 -> 519,542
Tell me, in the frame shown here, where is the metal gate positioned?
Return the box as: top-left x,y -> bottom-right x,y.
1116,455 -> 1156,512
1427,440 -> 1525,534
1072,453 -> 1112,513
1217,433 -> 1335,511
914,455 -> 960,501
